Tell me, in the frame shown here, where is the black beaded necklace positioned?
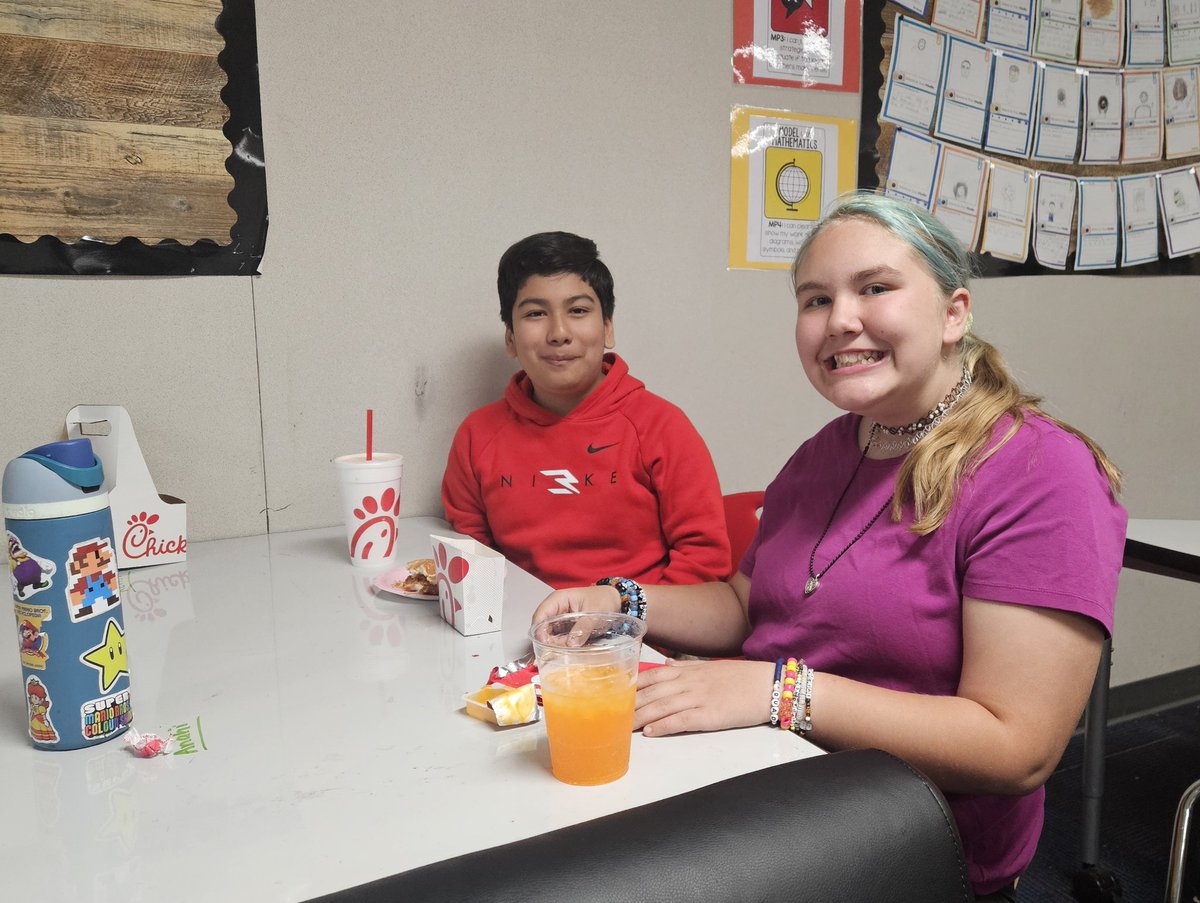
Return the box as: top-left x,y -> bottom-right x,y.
803,423 -> 893,598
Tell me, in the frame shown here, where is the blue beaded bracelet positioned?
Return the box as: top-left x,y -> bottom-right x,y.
595,576 -> 647,620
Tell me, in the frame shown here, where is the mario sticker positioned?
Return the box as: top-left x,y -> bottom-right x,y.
26,675 -> 59,744
8,530 -> 56,602
64,538 -> 120,622
15,602 -> 52,669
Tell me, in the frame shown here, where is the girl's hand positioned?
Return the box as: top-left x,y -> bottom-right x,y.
634,658 -> 776,737
530,584 -> 621,626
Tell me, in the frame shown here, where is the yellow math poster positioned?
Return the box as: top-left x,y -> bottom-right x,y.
729,106 -> 858,270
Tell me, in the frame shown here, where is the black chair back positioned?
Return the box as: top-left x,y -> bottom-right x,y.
312,747 -> 973,903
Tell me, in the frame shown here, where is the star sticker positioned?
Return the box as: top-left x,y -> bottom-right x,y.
80,619 -> 128,692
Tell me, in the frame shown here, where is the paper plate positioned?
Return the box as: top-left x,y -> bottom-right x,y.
372,568 -> 437,600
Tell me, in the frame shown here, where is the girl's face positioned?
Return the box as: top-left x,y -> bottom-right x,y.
792,218 -> 971,427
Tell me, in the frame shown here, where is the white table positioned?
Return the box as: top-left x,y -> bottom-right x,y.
1124,518 -> 1200,581
0,518 -> 820,902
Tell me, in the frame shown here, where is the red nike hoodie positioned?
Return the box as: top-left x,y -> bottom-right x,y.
441,354 -> 730,589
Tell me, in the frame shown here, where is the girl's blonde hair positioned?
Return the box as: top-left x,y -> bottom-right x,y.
793,193 -> 1123,534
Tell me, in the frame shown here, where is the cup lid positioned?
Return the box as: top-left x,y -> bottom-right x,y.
529,611 -> 647,651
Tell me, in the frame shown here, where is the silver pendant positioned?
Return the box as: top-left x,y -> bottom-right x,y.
804,576 -> 819,596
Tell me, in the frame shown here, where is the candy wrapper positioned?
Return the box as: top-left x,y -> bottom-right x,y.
124,727 -> 177,758
430,534 -> 506,636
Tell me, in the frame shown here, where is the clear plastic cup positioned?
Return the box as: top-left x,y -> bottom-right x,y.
530,611 -> 647,785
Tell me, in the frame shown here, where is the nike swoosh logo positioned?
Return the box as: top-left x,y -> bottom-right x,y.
587,442 -> 619,454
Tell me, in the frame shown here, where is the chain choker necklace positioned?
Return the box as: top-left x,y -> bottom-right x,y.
804,423 -> 893,597
870,366 -> 974,456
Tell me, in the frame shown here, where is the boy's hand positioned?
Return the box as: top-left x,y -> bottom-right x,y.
531,584 -> 622,625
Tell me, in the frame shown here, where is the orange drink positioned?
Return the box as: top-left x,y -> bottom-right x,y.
530,611 -> 647,786
540,664 -> 637,785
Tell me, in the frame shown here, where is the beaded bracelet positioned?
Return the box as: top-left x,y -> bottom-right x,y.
798,664 -> 815,734
595,576 -> 647,620
769,658 -> 784,726
788,661 -> 815,735
779,657 -> 799,731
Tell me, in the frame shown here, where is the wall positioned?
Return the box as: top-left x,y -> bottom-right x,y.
1,0 -> 1196,686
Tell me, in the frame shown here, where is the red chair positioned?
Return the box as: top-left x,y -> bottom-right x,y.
723,491 -> 765,576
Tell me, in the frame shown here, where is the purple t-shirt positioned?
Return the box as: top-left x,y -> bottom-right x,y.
741,413 -> 1127,894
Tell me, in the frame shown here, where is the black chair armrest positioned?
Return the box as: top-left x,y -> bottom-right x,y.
310,747 -> 973,903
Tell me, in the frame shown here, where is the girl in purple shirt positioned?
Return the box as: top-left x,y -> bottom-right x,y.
535,194 -> 1127,900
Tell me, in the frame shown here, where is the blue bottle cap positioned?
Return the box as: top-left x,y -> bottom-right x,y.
20,439 -> 105,490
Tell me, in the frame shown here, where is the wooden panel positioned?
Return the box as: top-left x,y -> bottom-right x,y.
0,34 -> 226,128
0,0 -> 236,247
0,0 -> 223,55
0,114 -> 231,175
0,162 -> 236,243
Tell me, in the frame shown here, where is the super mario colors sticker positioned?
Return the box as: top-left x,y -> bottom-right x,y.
15,602 -> 52,670
8,530 -> 56,601
81,689 -> 132,741
26,675 -> 59,744
64,537 -> 120,622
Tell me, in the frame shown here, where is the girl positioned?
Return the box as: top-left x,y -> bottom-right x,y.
533,193 -> 1127,900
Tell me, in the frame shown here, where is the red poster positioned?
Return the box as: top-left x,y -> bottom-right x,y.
771,0 -> 831,37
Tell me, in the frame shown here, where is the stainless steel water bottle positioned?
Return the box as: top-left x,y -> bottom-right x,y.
4,438 -> 133,750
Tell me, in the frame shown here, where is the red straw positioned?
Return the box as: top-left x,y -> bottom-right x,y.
366,409 -> 373,461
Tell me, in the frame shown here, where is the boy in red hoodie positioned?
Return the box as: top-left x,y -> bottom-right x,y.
441,231 -> 730,589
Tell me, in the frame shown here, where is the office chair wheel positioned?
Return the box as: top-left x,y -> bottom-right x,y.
1072,864 -> 1123,902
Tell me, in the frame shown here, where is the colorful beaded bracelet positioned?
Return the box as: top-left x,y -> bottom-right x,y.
779,657 -> 799,731
595,576 -> 647,620
769,657 -> 815,735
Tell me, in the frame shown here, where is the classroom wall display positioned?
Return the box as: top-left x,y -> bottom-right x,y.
0,0 -> 266,276
733,0 -> 863,92
730,106 -> 860,269
861,0 -> 1200,274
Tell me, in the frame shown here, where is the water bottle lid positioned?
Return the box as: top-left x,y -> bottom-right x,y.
20,439 -> 105,490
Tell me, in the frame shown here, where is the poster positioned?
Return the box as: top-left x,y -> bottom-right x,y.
729,106 -> 859,269
733,0 -> 862,91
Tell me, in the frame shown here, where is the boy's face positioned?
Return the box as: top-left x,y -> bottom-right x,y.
505,272 -> 614,416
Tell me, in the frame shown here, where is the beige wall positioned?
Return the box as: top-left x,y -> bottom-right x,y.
1,1 -> 1196,685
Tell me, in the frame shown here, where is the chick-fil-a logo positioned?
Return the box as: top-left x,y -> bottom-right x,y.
122,512 -> 187,561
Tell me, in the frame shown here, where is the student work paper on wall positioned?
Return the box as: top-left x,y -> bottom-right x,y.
1033,172 -> 1079,267
884,127 -> 944,205
981,161 -> 1035,259
1164,65 -> 1200,156
1158,165 -> 1200,254
1119,173 -> 1162,264
729,106 -> 858,270
1075,177 -> 1121,267
882,17 -> 947,129
1127,0 -> 1167,66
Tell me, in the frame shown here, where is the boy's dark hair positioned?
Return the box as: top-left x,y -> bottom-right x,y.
497,232 -> 615,328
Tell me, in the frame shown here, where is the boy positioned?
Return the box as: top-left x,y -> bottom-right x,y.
441,231 -> 730,589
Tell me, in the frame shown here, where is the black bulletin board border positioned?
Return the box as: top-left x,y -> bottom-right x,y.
0,0 -> 267,277
858,0 -> 1200,277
